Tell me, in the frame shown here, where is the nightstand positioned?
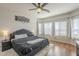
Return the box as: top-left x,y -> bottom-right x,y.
0,40 -> 2,51
2,40 -> 12,52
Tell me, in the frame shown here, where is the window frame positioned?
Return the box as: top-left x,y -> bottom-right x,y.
54,20 -> 67,36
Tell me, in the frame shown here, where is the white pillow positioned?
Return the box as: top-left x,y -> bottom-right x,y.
15,34 -> 28,39
27,38 -> 45,44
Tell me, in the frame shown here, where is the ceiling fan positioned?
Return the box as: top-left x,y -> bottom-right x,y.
29,3 -> 50,13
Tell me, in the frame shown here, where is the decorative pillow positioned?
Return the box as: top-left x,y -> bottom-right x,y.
27,32 -> 34,36
15,34 -> 28,39
27,38 -> 45,44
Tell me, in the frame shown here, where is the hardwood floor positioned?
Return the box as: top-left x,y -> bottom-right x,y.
47,40 -> 76,56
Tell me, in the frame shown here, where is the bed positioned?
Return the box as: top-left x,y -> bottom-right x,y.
10,29 -> 49,56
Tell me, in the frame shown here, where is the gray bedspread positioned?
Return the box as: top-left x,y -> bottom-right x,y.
11,36 -> 48,55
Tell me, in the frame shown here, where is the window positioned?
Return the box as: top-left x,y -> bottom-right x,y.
44,22 -> 52,36
55,21 -> 67,36
38,23 -> 43,35
71,17 -> 79,39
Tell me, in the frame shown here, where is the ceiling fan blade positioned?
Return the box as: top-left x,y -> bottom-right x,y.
32,3 -> 38,7
42,3 -> 48,7
29,8 -> 37,10
42,9 -> 50,13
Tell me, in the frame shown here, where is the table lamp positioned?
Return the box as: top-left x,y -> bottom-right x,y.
2,30 -> 9,41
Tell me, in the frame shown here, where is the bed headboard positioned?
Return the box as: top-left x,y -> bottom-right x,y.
10,29 -> 34,40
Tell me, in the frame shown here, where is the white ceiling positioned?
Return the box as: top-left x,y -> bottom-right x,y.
0,3 -> 79,18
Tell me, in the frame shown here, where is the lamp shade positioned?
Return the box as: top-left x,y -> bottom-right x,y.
2,30 -> 9,39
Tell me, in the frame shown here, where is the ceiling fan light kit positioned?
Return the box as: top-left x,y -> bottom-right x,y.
37,8 -> 42,13
29,3 -> 50,13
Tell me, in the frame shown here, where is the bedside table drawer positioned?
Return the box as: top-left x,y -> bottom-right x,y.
0,41 -> 2,46
2,45 -> 11,51
0,43 -> 1,47
2,42 -> 11,47
0,41 -> 2,51
0,45 -> 1,50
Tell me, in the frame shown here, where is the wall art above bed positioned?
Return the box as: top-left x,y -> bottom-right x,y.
15,16 -> 30,23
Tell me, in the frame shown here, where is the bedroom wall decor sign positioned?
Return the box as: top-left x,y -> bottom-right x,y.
15,16 -> 30,23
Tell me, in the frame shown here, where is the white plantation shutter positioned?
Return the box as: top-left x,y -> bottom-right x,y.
44,22 -> 52,36
55,22 -> 60,36
38,23 -> 42,35
55,21 -> 67,36
71,17 -> 79,39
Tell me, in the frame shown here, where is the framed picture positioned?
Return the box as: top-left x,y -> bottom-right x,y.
15,16 -> 30,23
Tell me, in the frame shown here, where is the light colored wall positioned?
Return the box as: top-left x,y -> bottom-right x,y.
0,7 -> 37,36
39,8 -> 79,22
38,12 -> 70,22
